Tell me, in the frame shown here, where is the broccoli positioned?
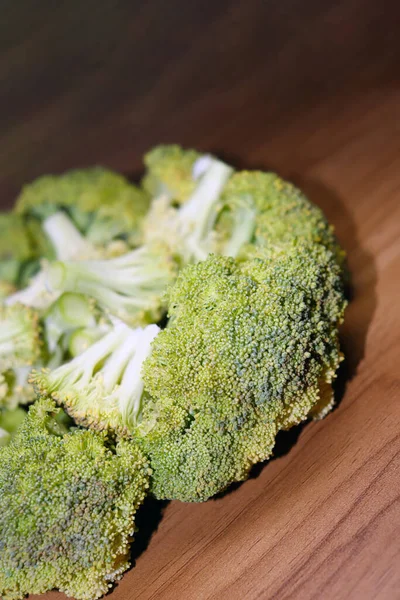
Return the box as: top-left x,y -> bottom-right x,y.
0,398 -> 151,600
137,249 -> 346,501
143,152 -> 234,263
32,322 -> 160,436
46,244 -> 177,326
16,167 -> 150,249
142,144 -> 203,203
221,171 -> 345,265
34,246 -> 346,503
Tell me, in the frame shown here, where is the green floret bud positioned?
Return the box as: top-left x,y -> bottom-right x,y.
32,322 -> 160,436
0,398 -> 151,600
142,144 -> 203,203
46,244 -> 177,326
139,251 -> 346,502
16,167 -> 150,249
0,304 -> 40,372
0,407 -> 26,446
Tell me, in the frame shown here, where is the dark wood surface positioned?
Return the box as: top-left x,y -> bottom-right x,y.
1,2 -> 400,599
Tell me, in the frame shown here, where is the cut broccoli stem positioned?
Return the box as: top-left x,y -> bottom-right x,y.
32,322 -> 160,433
50,322 -> 130,389
117,324 -> 160,424
42,211 -> 97,260
47,245 -> 175,325
68,325 -> 109,357
45,292 -> 96,353
222,201 -> 257,258
178,159 -> 233,261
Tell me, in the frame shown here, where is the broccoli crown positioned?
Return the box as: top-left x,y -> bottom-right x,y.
0,398 -> 151,600
222,171 -> 345,265
32,322 -> 160,436
139,251 -> 346,501
142,144 -> 203,203
0,304 -> 40,372
15,167 -> 150,248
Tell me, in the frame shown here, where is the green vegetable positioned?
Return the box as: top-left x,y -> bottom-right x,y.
32,322 -> 160,436
137,250 -> 345,501
0,398 -> 151,600
46,244 -> 177,326
16,167 -> 150,249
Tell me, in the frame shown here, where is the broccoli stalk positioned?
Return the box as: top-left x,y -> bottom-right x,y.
46,245 -> 176,325
32,322 -> 160,435
42,211 -> 97,260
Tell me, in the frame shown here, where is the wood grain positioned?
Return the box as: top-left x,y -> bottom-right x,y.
1,1 -> 399,599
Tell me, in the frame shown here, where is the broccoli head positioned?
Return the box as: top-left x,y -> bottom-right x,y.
138,250 -> 346,501
0,397 -> 151,600
15,167 -> 150,249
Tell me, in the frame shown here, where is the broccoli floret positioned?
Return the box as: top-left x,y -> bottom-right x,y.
46,244 -> 177,326
222,171 -> 346,266
144,154 -> 234,263
0,397 -> 151,600
138,250 -> 346,501
142,144 -> 203,203
32,322 -> 160,436
0,407 -> 26,446
16,167 -> 150,249
0,304 -> 40,372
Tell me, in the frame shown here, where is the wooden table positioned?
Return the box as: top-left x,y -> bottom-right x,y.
1,2 -> 399,599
